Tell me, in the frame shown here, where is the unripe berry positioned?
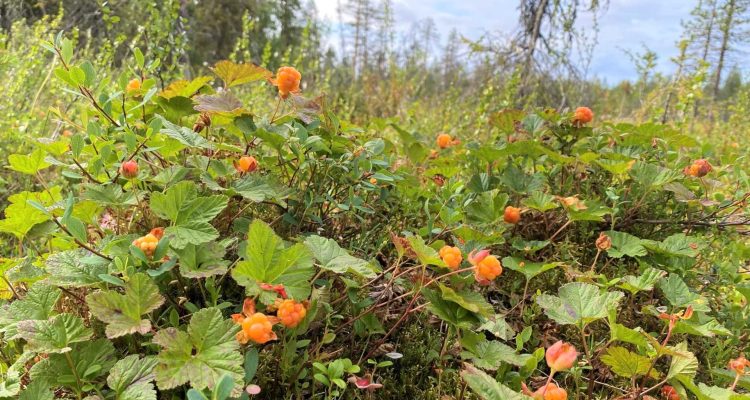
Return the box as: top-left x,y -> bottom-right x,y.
120,160 -> 139,179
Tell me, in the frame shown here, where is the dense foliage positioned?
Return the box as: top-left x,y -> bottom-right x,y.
1,2 -> 750,399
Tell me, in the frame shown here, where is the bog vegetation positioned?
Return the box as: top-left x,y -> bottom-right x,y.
0,1 -> 749,399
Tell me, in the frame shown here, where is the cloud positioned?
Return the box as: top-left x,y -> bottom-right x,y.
313,0 -> 693,82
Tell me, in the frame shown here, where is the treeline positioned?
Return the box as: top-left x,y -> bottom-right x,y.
1,0 -> 749,127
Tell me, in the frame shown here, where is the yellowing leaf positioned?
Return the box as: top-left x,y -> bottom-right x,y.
212,60 -> 271,88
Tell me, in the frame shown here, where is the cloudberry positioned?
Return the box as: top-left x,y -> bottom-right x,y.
573,106 -> 593,125
241,313 -> 276,344
438,246 -> 462,270
470,252 -> 502,284
120,160 -> 138,179
504,206 -> 521,224
126,78 -> 141,93
436,133 -> 453,149
276,299 -> 307,328
133,233 -> 159,257
271,66 -> 301,99
523,383 -> 567,400
546,341 -> 578,371
235,155 -> 258,174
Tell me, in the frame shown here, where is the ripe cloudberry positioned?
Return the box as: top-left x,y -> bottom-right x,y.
271,66 -> 301,99
661,385 -> 680,400
369,177 -> 378,185
235,155 -> 258,174
546,341 -> 578,371
469,250 -> 502,284
523,383 -> 567,400
504,206 -> 521,224
573,106 -> 593,125
276,299 -> 307,328
126,78 -> 141,93
241,313 -> 276,344
438,246 -> 462,270
133,231 -> 160,257
436,133 -> 453,149
120,160 -> 139,179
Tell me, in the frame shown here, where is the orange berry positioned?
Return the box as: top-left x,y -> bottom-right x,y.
235,155 -> 258,174
62,129 -> 73,137
546,341 -> 578,371
241,313 -> 276,344
120,160 -> 139,179
438,246 -> 463,270
369,177 -> 378,184
272,66 -> 301,99
126,78 -> 141,93
504,206 -> 521,224
276,299 -> 307,328
133,233 -> 159,257
473,254 -> 502,284
572,106 -> 593,125
436,133 -> 452,149
524,383 -> 567,400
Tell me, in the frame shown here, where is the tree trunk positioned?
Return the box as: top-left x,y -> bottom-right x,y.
714,0 -> 736,98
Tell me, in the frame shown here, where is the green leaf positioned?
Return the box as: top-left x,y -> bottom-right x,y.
667,342 -> 698,380
107,355 -> 158,400
609,323 -> 649,348
605,230 -> 647,258
600,346 -> 654,378
522,192 -> 559,212
0,283 -> 61,339
642,233 -> 700,258
82,183 -> 138,206
439,284 -> 493,317
8,148 -> 51,175
460,364 -> 533,400
150,181 -> 198,222
502,257 -> 562,281
0,370 -> 21,398
619,267 -> 666,294
18,380 -> 53,400
232,220 -> 314,300
305,235 -> 380,278
465,190 -> 509,224
422,288 -> 481,328
477,315 -> 515,341
153,308 -> 243,395
45,250 -> 109,287
86,273 -> 165,338
536,282 -> 623,328
157,115 -> 213,149
159,76 -> 212,99
212,60 -> 272,88
461,339 -> 532,369
659,274 -> 710,312
630,161 -> 681,189
30,339 -> 116,393
17,313 -> 92,353
176,195 -> 228,224
406,235 -> 446,267
166,222 -> 220,249
174,242 -> 229,279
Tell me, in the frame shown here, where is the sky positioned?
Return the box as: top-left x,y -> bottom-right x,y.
312,0 -> 696,83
